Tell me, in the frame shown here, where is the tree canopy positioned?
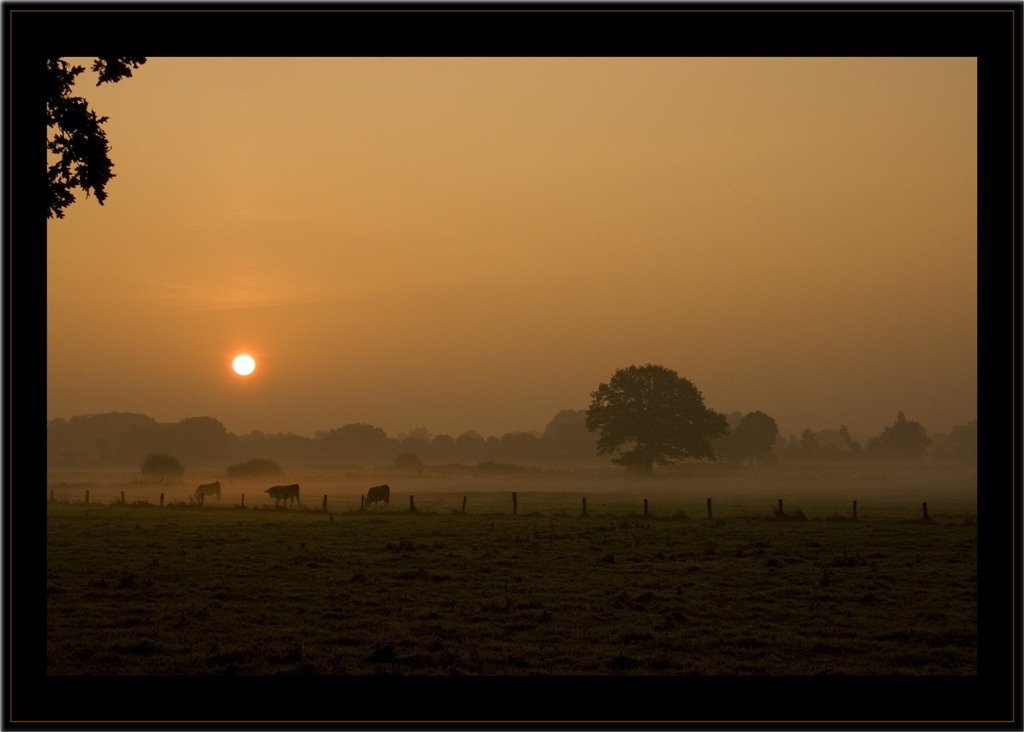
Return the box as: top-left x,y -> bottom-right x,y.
799,428 -> 820,455
867,411 -> 931,459
46,57 -> 146,219
585,364 -> 729,473
722,411 -> 780,465
941,421 -> 977,460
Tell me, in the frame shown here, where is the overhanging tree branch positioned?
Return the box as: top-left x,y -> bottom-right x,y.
46,56 -> 146,220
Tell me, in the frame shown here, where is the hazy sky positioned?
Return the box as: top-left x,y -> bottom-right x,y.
47,57 -> 977,441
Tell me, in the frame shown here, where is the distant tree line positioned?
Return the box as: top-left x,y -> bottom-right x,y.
715,412 -> 976,465
48,405 -> 976,475
47,363 -> 976,474
46,409 -> 610,471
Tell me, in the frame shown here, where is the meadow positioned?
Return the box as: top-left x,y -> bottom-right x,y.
46,463 -> 977,675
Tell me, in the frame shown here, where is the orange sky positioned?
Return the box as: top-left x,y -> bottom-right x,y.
47,57 -> 977,441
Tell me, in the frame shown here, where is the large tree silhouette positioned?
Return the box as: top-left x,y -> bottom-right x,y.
585,364 -> 728,474
46,57 -> 146,219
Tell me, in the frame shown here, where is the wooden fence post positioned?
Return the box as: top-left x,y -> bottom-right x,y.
121,491 -> 125,504
160,492 -> 164,507
582,497 -> 588,517
410,496 -> 416,512
85,490 -> 89,504
778,499 -> 784,517
922,502 -> 930,521
323,495 -> 328,512
461,496 -> 467,514
853,500 -> 857,519
512,492 -> 517,516
644,499 -> 648,518
361,495 -> 365,510
706,498 -> 712,519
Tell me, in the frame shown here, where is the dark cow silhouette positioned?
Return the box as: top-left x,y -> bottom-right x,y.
195,481 -> 221,499
366,484 -> 390,506
266,483 -> 300,507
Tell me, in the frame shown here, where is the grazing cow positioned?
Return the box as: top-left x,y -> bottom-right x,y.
366,484 -> 390,507
195,481 -> 221,499
266,483 -> 300,508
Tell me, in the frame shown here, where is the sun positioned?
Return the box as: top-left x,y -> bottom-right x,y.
232,354 -> 256,376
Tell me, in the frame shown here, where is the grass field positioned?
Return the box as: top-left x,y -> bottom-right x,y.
46,463 -> 977,675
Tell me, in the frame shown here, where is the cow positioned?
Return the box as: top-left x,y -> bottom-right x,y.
195,481 -> 221,499
366,484 -> 390,507
266,483 -> 300,508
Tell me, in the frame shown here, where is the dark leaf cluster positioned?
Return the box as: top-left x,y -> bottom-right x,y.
46,57 -> 145,219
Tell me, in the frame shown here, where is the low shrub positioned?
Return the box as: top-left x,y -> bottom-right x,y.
140,452 -> 184,477
227,458 -> 283,478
